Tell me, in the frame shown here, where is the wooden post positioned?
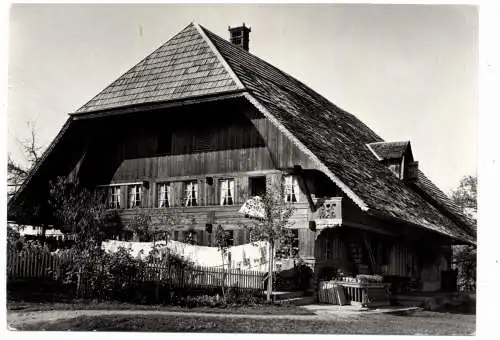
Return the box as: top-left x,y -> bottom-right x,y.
266,239 -> 274,302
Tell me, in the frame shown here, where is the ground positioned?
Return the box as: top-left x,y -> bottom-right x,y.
6,301 -> 475,334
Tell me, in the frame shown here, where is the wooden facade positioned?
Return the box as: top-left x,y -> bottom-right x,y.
58,98 -> 453,289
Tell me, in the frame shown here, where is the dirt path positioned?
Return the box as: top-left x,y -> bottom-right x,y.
7,308 -> 357,329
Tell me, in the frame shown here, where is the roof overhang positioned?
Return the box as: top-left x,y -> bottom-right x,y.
368,208 -> 476,246
70,89 -> 248,120
243,92 -> 370,212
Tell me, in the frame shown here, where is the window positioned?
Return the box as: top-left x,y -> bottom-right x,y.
128,185 -> 142,208
157,183 -> 171,208
108,186 -> 121,209
157,132 -> 172,155
220,179 -> 235,206
284,175 -> 300,202
184,181 -> 198,207
249,176 -> 266,197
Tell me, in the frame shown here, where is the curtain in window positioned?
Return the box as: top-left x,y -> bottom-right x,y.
109,186 -> 121,209
220,180 -> 228,205
159,184 -> 170,207
184,183 -> 192,207
220,179 -> 235,205
115,187 -> 121,208
128,186 -> 134,208
284,176 -> 300,202
229,179 -> 235,205
129,185 -> 141,208
192,182 -> 198,205
185,182 -> 198,206
292,177 -> 300,202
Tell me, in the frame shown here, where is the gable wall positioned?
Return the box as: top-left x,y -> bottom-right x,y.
77,99 -> 316,191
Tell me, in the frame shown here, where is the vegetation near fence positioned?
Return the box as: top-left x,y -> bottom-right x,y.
7,249 -> 265,295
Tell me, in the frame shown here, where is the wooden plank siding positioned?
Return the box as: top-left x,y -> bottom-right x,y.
315,229 -> 349,270
118,203 -> 312,230
385,243 -> 417,278
76,102 -> 315,187
66,100 -> 373,268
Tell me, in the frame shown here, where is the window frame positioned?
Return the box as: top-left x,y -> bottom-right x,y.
127,184 -> 143,209
183,180 -> 199,207
108,185 -> 121,209
157,182 -> 171,208
284,175 -> 300,203
219,178 -> 235,206
249,176 -> 266,197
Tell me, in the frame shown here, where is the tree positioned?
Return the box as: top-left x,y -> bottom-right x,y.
214,225 -> 232,298
7,122 -> 44,199
48,176 -> 121,249
245,177 -> 296,302
451,175 -> 477,221
450,175 -> 477,292
47,176 -> 124,295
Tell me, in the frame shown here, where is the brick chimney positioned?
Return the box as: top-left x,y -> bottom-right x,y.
228,23 -> 251,51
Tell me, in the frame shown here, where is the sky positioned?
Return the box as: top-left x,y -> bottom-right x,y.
7,3 -> 478,194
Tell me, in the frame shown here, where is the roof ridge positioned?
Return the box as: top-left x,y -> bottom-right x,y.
194,23 -> 245,90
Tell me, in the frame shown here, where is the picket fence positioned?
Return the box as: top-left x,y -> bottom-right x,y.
7,250 -> 265,291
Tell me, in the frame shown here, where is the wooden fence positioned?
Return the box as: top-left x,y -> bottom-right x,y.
7,250 -> 71,280
7,250 -> 265,291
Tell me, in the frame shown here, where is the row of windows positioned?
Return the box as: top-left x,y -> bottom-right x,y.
108,185 -> 142,209
105,175 -> 300,209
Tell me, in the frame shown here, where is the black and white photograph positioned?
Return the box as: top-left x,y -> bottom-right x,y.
4,1 -> 490,336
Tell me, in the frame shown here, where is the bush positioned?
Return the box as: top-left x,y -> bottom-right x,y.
172,290 -> 264,308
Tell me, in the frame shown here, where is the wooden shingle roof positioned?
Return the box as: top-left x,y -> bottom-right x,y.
200,25 -> 475,244
367,141 -> 410,160
76,24 -> 242,113
14,23 -> 474,245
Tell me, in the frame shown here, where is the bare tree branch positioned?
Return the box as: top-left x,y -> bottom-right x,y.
8,121 -> 45,199
19,121 -> 43,165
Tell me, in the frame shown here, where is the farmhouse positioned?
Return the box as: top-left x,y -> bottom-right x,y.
8,23 -> 475,294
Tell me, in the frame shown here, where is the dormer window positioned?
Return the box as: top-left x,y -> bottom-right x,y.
367,141 -> 418,181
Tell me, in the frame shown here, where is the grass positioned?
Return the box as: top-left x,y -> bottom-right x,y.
17,312 -> 475,334
7,300 -> 314,315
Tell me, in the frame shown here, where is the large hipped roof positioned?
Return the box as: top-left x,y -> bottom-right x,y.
19,23 -> 475,244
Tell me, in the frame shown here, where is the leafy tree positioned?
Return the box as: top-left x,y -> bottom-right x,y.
245,177 -> 295,302
451,175 -> 477,221
450,175 -> 477,292
47,176 -> 125,295
48,176 -> 121,249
